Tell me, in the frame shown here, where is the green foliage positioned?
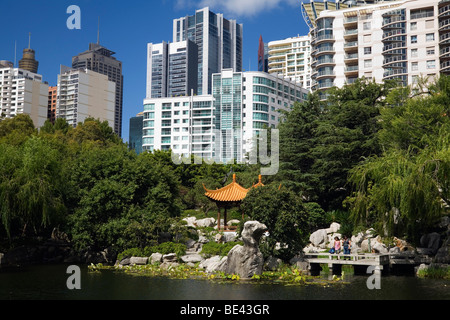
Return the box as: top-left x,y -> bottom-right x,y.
0,135 -> 66,238
0,114 -> 37,146
200,241 -> 242,258
117,242 -> 187,261
347,76 -> 450,243
277,78 -> 394,211
416,265 -> 450,280
304,202 -> 328,233
241,184 -> 308,261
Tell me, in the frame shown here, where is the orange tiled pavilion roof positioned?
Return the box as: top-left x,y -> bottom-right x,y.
203,174 -> 264,203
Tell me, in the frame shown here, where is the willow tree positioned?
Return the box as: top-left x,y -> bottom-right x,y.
347,76 -> 450,242
0,136 -> 66,239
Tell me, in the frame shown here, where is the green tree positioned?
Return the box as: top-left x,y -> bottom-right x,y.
241,184 -> 308,261
277,94 -> 322,200
347,76 -> 450,243
312,78 -> 395,210
67,145 -> 182,252
0,114 -> 36,146
0,136 -> 66,239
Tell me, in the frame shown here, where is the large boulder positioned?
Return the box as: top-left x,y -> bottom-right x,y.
196,218 -> 216,228
183,217 -> 197,228
149,253 -> 163,265
180,253 -> 204,264
435,237 -> 450,263
418,232 -> 441,255
199,255 -> 227,273
130,257 -> 148,265
326,222 -> 341,234
224,221 -> 267,279
309,229 -> 328,247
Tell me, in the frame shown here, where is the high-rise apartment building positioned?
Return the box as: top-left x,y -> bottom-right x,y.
142,94 -> 215,159
72,43 -> 123,136
146,40 -> 198,99
309,0 -> 444,98
0,64 -> 48,128
142,69 -> 308,163
48,86 -> 57,124
56,66 -> 116,129
173,7 -> 243,95
268,35 -> 312,90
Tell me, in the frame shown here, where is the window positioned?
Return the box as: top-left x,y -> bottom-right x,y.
411,48 -> 418,57
363,35 -> 371,43
426,33 -> 435,42
427,60 -> 436,69
410,22 -> 417,31
364,59 -> 372,68
411,35 -> 417,44
427,47 -> 435,55
364,47 -> 372,55
411,62 -> 418,71
363,22 -> 371,30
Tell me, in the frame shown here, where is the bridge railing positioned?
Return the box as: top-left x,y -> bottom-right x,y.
304,252 -> 390,265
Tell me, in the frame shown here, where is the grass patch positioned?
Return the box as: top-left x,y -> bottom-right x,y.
200,241 -> 243,258
417,265 -> 450,280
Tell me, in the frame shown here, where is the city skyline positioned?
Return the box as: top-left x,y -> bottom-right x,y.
0,0 -> 308,141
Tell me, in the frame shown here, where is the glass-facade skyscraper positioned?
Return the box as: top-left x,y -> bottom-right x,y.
129,113 -> 144,154
146,40 -> 198,99
173,7 -> 243,95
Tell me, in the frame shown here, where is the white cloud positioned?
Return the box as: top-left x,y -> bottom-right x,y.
175,0 -> 298,18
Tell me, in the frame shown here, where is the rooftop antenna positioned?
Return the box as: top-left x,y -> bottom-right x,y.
97,17 -> 100,45
14,40 -> 17,67
28,32 -> 31,49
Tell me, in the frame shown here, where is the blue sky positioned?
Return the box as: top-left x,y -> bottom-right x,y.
0,0 -> 310,141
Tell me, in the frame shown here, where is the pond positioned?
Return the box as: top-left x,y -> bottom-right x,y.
0,264 -> 448,301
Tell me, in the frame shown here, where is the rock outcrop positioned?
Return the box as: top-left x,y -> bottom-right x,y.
223,221 -> 267,279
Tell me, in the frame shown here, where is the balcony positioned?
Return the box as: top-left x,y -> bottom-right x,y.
344,53 -> 358,62
344,29 -> 358,40
316,70 -> 335,80
344,65 -> 359,75
383,42 -> 406,53
312,34 -> 335,45
312,45 -> 335,56
440,46 -> 450,59
343,16 -> 358,27
317,81 -> 334,89
315,58 -> 335,67
383,55 -> 407,66
440,32 -> 450,44
344,41 -> 358,53
383,68 -> 407,78
382,29 -> 406,40
439,18 -> 450,31
441,60 -> 450,73
410,10 -> 434,20
438,3 -> 450,18
382,16 -> 406,27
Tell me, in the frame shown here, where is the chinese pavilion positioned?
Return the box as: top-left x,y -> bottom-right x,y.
203,174 -> 264,231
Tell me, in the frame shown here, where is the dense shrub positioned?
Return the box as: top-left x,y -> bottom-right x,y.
200,241 -> 243,258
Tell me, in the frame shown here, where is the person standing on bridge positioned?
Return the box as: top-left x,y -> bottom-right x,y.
329,236 -> 341,254
343,236 -> 351,254
343,236 -> 351,259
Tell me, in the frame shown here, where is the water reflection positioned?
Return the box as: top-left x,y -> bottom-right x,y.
0,265 -> 448,300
